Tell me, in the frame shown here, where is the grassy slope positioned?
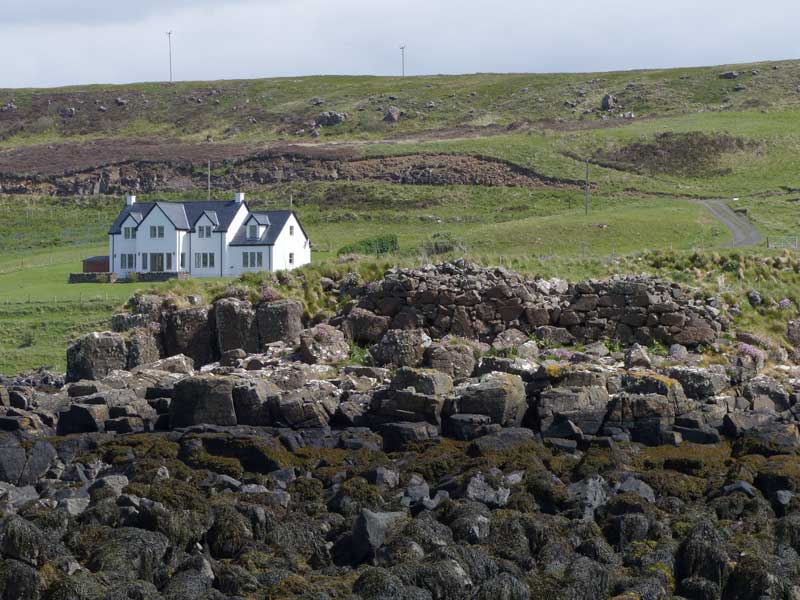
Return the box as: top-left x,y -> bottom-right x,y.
3,59 -> 800,373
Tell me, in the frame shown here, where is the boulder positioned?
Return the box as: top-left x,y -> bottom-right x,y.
666,366 -> 729,400
214,298 -> 259,353
743,375 -> 791,412
315,111 -> 347,126
465,473 -> 510,508
257,299 -> 304,346
343,308 -> 391,344
452,372 -> 527,427
161,307 -> 214,366
169,375 -> 237,427
299,324 -> 350,364
351,509 -> 407,563
602,94 -> 617,110
380,421 -> 440,451
126,327 -> 162,369
57,403 -> 111,435
66,332 -> 128,382
624,344 -> 651,369
537,386 -> 610,435
391,367 -> 453,396
425,339 -> 477,379
232,380 -> 280,426
491,329 -> 529,354
370,329 -> 432,368
604,393 -> 676,445
383,106 -> 402,122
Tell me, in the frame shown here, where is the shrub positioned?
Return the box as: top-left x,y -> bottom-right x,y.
18,330 -> 35,348
424,232 -> 464,255
337,234 -> 399,256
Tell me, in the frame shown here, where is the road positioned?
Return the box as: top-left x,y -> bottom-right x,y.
696,199 -> 762,247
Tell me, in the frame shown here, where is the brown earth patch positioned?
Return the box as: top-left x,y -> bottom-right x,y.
0,141 -> 582,196
589,131 -> 759,176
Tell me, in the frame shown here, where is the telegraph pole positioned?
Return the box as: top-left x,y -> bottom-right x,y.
584,159 -> 590,216
166,31 -> 173,83
400,45 -> 406,77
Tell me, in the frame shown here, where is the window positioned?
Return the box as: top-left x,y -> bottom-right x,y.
141,253 -> 148,270
149,225 -> 164,239
243,252 -> 262,269
289,252 -> 295,265
248,224 -> 258,240
121,254 -> 136,269
180,253 -> 185,269
195,252 -> 214,269
198,225 -> 212,238
158,226 -> 164,238
123,227 -> 136,240
166,253 -> 172,271
289,225 -> 294,236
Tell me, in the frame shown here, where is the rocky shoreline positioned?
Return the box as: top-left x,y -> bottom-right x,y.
2,262 -> 800,598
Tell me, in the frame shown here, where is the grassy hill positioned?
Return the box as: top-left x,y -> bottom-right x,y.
2,59 -> 800,374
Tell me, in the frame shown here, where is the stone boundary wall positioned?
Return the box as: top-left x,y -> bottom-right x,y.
68,272 -> 117,284
129,272 -> 191,283
336,262 -> 727,348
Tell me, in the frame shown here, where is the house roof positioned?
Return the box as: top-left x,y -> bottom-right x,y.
229,210 -> 307,246
108,200 -> 244,234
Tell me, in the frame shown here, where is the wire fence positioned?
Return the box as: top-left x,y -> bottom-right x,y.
0,294 -> 117,307
767,236 -> 799,250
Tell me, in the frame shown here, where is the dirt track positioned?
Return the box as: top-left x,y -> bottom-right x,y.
697,199 -> 762,247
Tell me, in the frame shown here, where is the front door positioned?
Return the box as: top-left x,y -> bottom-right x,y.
150,253 -> 164,272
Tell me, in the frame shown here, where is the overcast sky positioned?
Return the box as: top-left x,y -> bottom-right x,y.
2,0 -> 798,88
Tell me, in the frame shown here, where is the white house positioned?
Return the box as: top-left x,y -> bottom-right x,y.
108,193 -> 311,278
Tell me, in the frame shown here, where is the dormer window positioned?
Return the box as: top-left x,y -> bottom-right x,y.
198,225 -> 212,238
248,224 -> 258,240
123,226 -> 136,240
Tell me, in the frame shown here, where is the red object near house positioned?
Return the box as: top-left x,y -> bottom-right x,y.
82,256 -> 110,273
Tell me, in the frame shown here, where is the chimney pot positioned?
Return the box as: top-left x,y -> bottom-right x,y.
126,194 -> 136,206
234,192 -> 245,204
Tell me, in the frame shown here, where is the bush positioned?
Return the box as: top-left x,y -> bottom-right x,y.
337,234 -> 399,256
424,232 -> 464,255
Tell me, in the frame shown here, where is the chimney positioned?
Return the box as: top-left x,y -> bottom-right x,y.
234,192 -> 245,204
125,194 -> 136,206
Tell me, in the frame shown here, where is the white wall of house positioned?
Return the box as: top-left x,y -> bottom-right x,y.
189,213 -> 222,277
271,213 -> 311,271
222,203 -> 250,278
136,207 -> 179,272
233,246 -> 271,277
111,215 -> 141,276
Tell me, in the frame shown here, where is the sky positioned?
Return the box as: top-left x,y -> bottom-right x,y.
2,0 -> 798,88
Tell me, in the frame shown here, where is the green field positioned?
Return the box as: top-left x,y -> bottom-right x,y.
4,60 -> 800,374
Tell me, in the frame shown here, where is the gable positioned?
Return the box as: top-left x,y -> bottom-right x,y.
137,204 -> 180,231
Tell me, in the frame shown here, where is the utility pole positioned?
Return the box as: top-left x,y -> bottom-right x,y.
207,160 -> 211,200
584,159 -> 590,216
400,45 -> 406,77
166,31 -> 173,83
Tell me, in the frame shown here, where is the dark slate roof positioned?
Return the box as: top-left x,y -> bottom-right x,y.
109,200 -> 245,234
229,210 -> 306,246
249,213 -> 271,226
